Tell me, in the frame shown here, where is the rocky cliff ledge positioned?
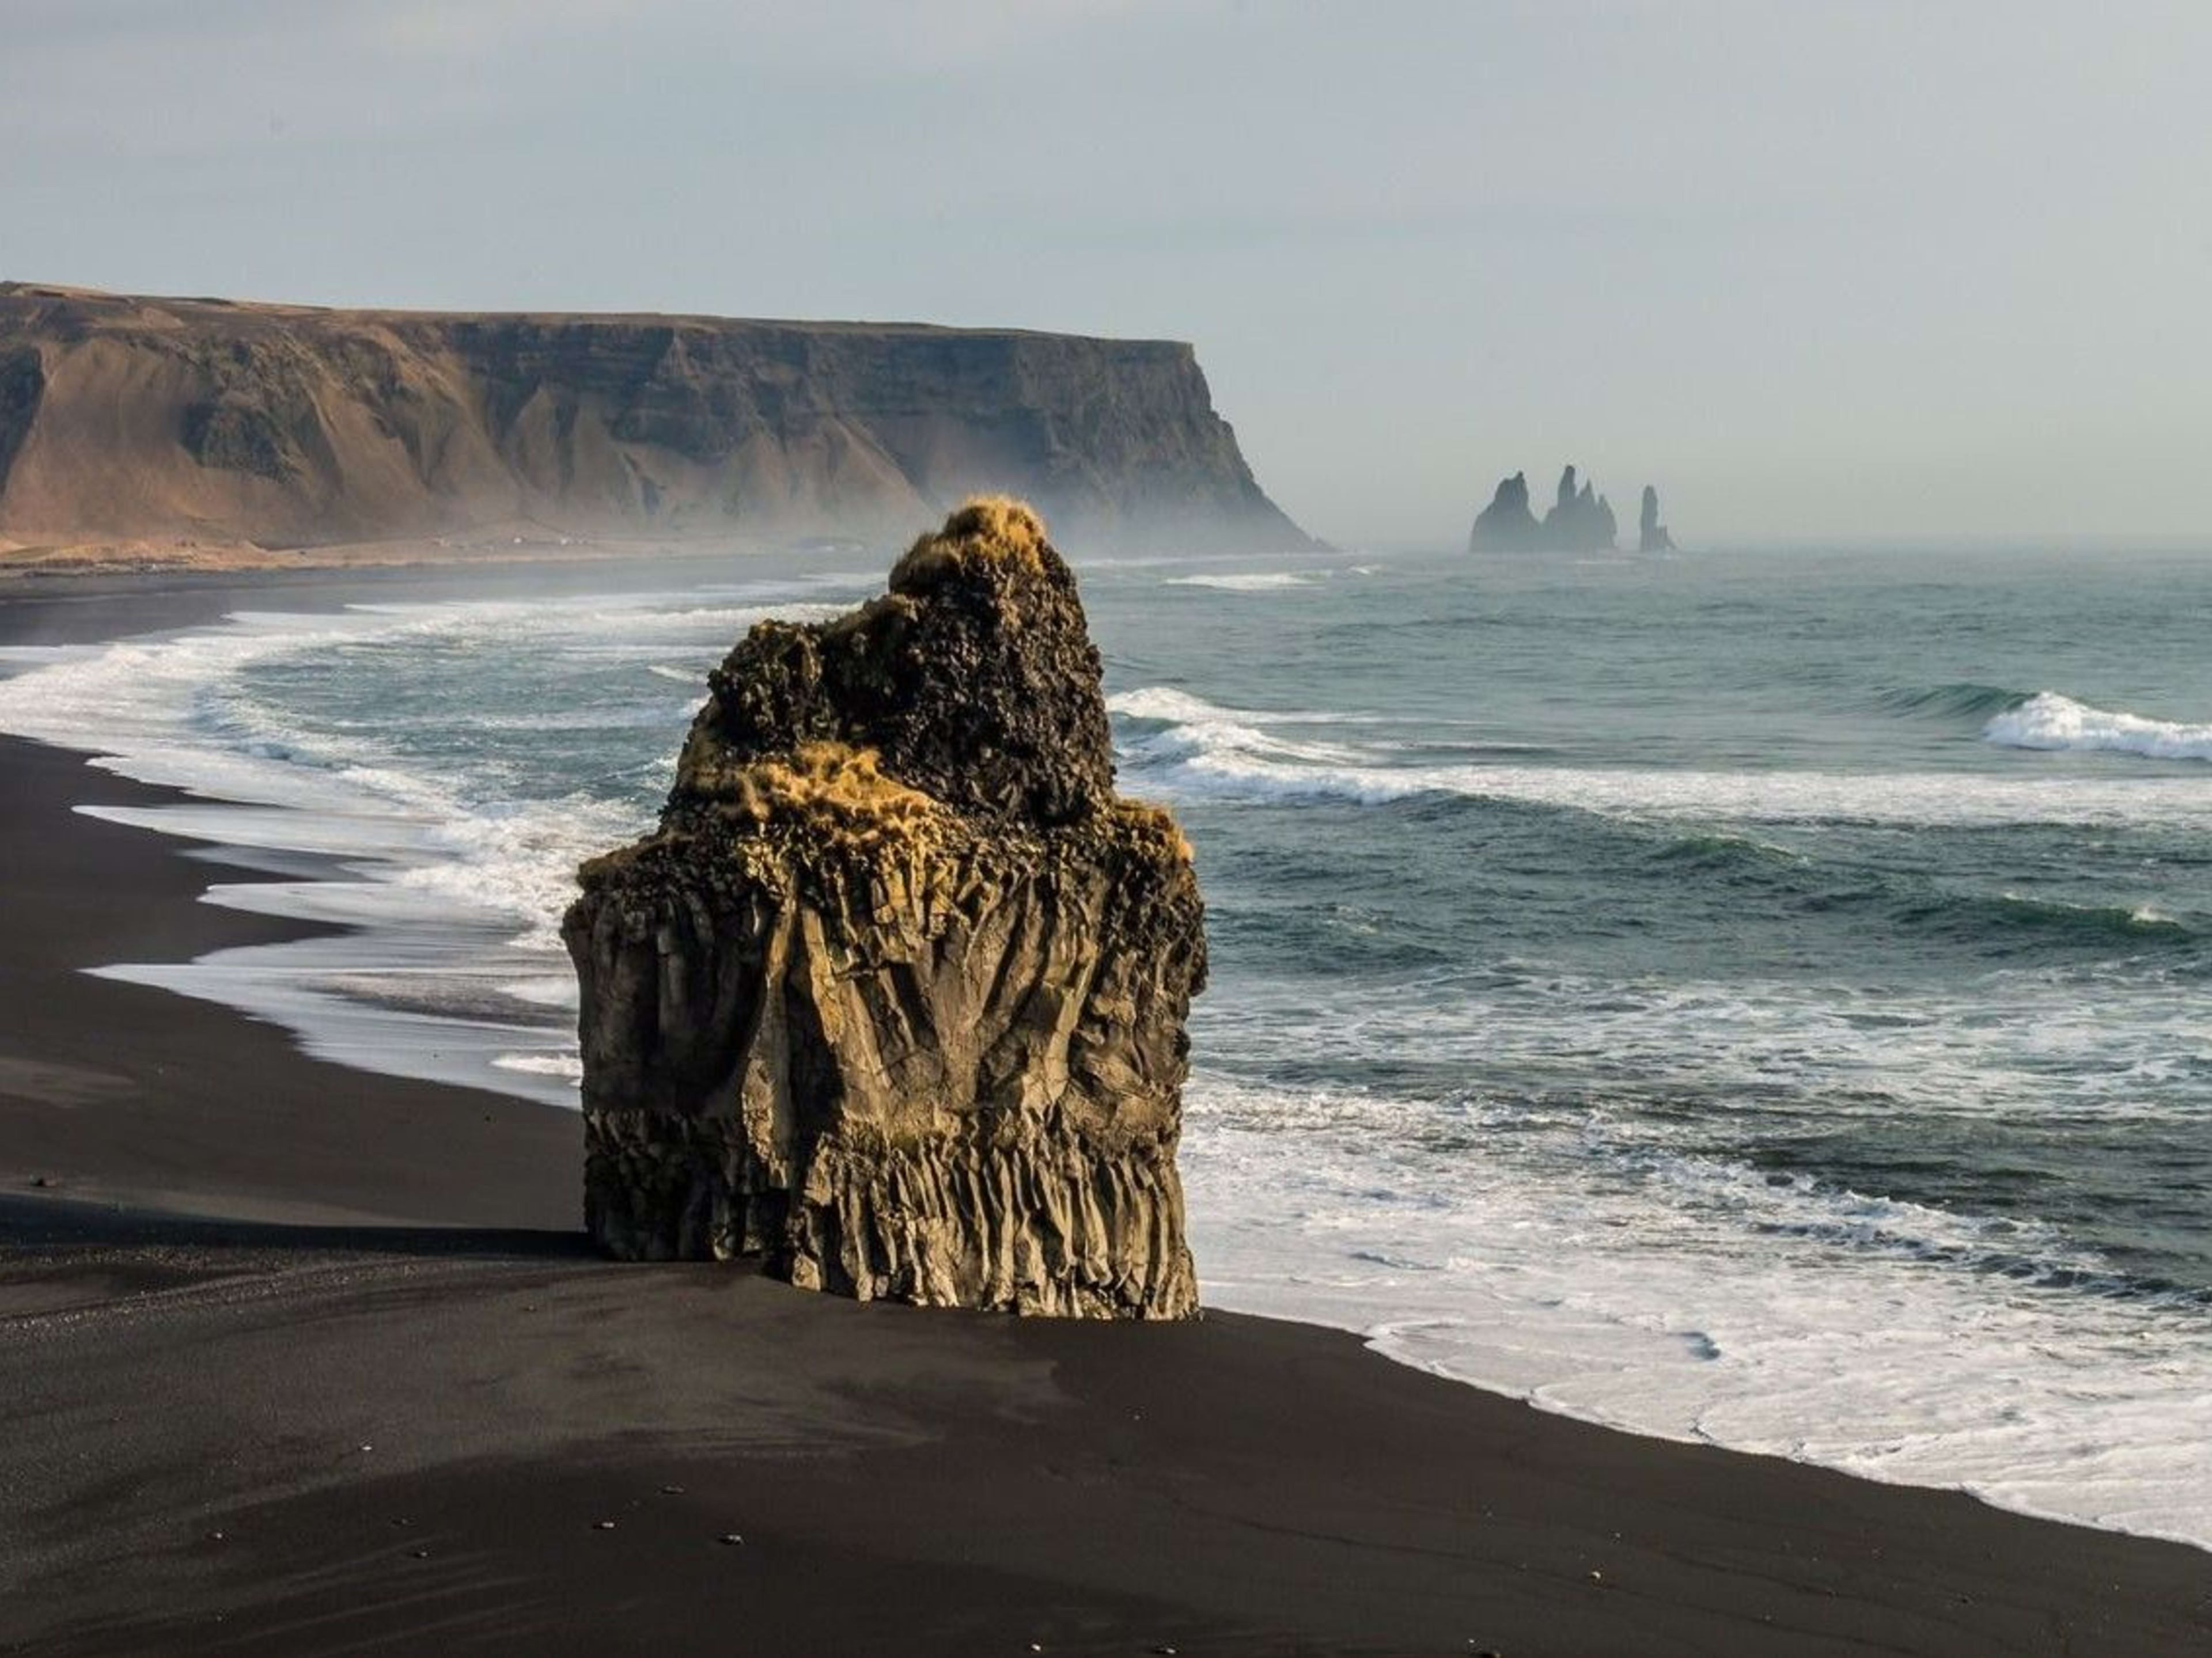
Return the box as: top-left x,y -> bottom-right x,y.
563,499 -> 1205,1317
0,283 -> 1306,553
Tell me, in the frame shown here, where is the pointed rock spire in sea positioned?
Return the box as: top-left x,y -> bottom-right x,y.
1467,465 -> 1677,553
1638,484 -> 1676,552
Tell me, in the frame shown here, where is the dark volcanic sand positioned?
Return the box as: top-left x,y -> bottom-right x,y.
2,582 -> 2209,1657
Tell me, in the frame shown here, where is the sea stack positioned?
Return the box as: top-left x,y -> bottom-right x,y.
1468,464 -> 1620,552
1638,484 -> 1676,552
1542,465 -> 1618,552
563,498 -> 1206,1318
1468,471 -> 1541,552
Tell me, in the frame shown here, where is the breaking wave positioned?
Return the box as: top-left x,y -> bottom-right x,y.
1899,891 -> 2194,947
1986,691 -> 2212,761
1162,571 -> 1315,591
1110,684 -> 2212,828
1876,681 -> 2031,720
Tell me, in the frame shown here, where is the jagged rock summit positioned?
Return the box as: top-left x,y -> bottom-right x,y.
1468,471 -> 1541,551
563,499 -> 1206,1318
1544,465 -> 1618,552
1638,484 -> 1676,552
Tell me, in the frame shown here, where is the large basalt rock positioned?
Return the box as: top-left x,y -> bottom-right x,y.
563,499 -> 1205,1318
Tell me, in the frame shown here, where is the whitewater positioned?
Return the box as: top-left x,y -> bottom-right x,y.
0,541 -> 2207,1550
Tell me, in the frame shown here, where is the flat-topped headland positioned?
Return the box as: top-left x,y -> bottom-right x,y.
0,282 -> 1309,563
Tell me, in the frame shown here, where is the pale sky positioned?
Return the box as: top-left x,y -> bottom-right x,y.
5,1 -> 2209,547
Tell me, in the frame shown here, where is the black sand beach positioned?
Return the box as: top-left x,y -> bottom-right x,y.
3,578 -> 2209,1657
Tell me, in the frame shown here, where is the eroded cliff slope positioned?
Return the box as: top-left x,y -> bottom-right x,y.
0,283 -> 1306,552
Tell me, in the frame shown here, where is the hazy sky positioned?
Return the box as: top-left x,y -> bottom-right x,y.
5,1 -> 2209,547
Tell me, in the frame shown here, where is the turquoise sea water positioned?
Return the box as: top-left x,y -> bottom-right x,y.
2,541 -> 2207,1545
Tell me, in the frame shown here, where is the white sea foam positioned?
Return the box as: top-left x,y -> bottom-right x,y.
1187,944 -> 2212,1545
1112,683 -> 2212,827
1162,571 -> 1314,591
494,1052 -> 586,1082
501,976 -> 581,1010
1986,690 -> 2212,761
1182,1069 -> 2212,1549
0,643 -> 105,666
1197,963 -> 2212,1138
0,585 -> 849,1104
1106,686 -> 1376,726
1108,686 -> 1248,724
90,939 -> 582,1108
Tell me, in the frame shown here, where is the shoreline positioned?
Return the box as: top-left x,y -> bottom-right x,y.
3,577 -> 2209,1654
0,527 -> 817,583
0,538 -> 852,645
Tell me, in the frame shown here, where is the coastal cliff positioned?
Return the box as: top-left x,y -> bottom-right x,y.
563,499 -> 1205,1317
0,283 -> 1306,553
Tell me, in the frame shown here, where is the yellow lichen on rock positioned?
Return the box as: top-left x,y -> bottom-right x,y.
727,741 -> 944,855
889,495 -> 1051,592
1113,796 -> 1195,864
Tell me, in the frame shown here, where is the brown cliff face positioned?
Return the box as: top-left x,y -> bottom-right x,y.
0,283 -> 1306,553
563,500 -> 1206,1318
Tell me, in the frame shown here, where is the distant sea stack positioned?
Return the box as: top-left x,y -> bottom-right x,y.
1543,465 -> 1617,552
1467,471 -> 1541,550
1468,464 -> 1676,552
563,499 -> 1206,1318
1638,484 -> 1676,553
0,283 -> 1308,553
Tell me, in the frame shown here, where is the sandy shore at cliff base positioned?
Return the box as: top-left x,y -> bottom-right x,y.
0,526 -> 801,581
2,579 -> 2208,1657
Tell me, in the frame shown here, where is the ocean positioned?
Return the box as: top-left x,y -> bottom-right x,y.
2,541 -> 2207,1549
